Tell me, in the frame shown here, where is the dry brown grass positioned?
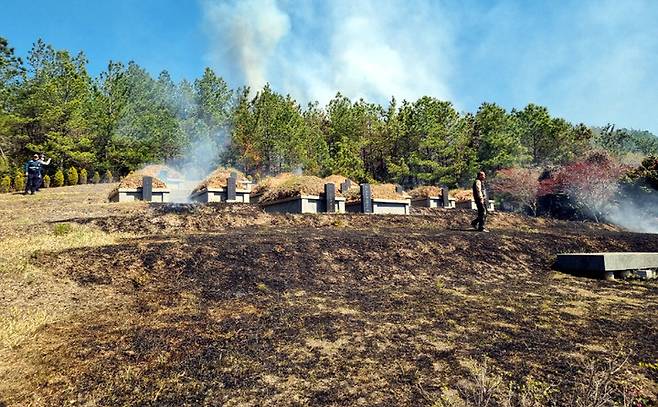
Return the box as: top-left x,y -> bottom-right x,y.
0,223 -> 131,276
251,172 -> 296,195
259,175 -> 333,203
108,172 -> 167,201
323,174 -> 358,190
192,167 -> 248,193
117,172 -> 167,189
344,183 -> 410,202
451,188 -> 473,202
410,185 -> 444,199
0,306 -> 55,350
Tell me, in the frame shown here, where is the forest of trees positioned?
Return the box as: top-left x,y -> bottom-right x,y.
2,36 -> 658,189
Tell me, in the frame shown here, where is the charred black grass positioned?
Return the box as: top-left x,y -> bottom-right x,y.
17,223 -> 658,405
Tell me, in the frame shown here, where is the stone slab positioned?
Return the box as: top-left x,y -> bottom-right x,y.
346,199 -> 410,215
261,195 -> 346,214
189,188 -> 250,203
411,196 -> 450,209
556,252 -> 658,273
111,189 -> 170,203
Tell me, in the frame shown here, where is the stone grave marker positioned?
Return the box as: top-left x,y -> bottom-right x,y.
360,183 -> 373,213
325,183 -> 336,213
142,176 -> 153,201
227,176 -> 237,201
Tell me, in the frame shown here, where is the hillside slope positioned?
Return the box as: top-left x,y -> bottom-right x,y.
1,185 -> 657,406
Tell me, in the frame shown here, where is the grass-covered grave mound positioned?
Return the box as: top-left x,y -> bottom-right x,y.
344,183 -> 410,203
108,171 -> 167,200
251,172 -> 296,196
192,167 -> 248,194
259,175 -> 342,204
409,185 -> 444,199
450,188 -> 473,202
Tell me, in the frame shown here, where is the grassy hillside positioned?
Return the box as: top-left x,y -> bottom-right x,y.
1,185 -> 657,406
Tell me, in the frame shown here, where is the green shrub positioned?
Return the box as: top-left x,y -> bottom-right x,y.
14,169 -> 25,192
92,171 -> 101,184
0,156 -> 9,177
79,168 -> 88,184
43,175 -> 51,188
104,170 -> 113,183
67,167 -> 78,186
0,175 -> 10,193
53,169 -> 65,187
53,223 -> 73,236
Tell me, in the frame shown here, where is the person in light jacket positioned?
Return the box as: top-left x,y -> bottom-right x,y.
470,171 -> 488,232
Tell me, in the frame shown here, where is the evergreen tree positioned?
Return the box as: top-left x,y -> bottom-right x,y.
228,84 -> 309,176
19,40 -> 96,169
473,103 -> 527,174
0,37 -> 27,169
324,94 -> 370,182
395,97 -> 475,187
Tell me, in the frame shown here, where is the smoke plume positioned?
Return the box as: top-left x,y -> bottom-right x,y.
202,0 -> 455,105
605,193 -> 658,234
203,0 -> 290,92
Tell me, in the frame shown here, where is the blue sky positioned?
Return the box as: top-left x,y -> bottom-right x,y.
1,0 -> 207,81
2,0 -> 657,134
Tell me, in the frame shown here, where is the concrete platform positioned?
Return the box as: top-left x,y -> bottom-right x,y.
110,188 -> 170,203
345,198 -> 411,215
411,196 -> 450,209
261,195 -> 346,214
189,188 -> 250,203
556,252 -> 658,280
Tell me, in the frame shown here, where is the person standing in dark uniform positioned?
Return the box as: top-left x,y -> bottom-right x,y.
470,171 -> 489,232
24,154 -> 42,195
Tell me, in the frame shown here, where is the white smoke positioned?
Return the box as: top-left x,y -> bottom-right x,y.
164,134 -> 226,203
567,179 -> 658,234
202,0 -> 455,104
203,0 -> 290,92
605,193 -> 658,234
173,133 -> 225,181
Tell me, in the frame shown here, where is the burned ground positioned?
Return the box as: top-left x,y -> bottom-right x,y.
1,185 -> 657,406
